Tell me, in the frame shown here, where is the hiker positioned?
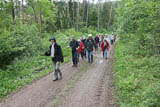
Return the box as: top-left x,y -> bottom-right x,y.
110,33 -> 115,45
86,34 -> 95,63
94,35 -> 99,50
105,34 -> 111,44
78,39 -> 85,60
82,36 -> 87,59
68,36 -> 79,67
45,36 -> 64,81
101,38 -> 110,59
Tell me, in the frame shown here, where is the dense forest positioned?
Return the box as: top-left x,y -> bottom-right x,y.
0,0 -> 160,106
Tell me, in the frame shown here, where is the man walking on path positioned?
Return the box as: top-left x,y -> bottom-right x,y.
45,36 -> 64,81
68,36 -> 79,67
94,35 -> 99,51
86,34 -> 95,63
110,33 -> 115,45
101,38 -> 110,59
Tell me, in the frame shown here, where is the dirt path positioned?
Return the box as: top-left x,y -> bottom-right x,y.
0,43 -> 117,107
58,45 -> 117,107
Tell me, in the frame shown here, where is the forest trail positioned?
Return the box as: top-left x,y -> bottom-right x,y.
0,43 -> 117,107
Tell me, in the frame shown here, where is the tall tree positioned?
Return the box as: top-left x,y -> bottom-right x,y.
107,3 -> 112,29
72,0 -> 75,27
77,0 -> 80,31
11,0 -> 15,23
22,0 -> 24,24
86,0 -> 89,27
97,0 -> 100,31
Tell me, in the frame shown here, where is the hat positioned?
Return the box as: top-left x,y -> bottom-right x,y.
82,36 -> 86,39
72,35 -> 75,38
88,34 -> 92,37
104,38 -> 108,41
50,36 -> 55,41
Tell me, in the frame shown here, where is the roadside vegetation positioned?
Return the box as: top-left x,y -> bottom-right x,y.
114,0 -> 160,106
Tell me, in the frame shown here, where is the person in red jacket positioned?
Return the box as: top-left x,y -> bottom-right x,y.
78,39 -> 85,60
101,38 -> 110,59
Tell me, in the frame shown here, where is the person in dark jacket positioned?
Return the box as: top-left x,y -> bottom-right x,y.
68,36 -> 79,67
86,34 -> 95,63
45,36 -> 64,81
94,35 -> 99,50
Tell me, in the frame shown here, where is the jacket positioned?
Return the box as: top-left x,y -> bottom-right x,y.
101,41 -> 110,51
69,40 -> 79,52
78,41 -> 85,53
45,43 -> 64,63
86,39 -> 95,51
94,36 -> 99,44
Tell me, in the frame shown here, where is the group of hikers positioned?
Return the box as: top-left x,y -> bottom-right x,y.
45,33 -> 116,81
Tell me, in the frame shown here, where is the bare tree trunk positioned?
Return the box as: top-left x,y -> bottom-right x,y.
73,0 -> 75,27
22,0 -> 24,24
86,0 -> 89,27
11,0 -> 15,23
77,0 -> 80,31
107,3 -> 112,29
82,0 -> 85,25
67,0 -> 70,28
97,0 -> 100,31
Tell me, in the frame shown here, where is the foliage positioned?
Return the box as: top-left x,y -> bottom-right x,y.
115,41 -> 160,107
114,0 -> 160,106
115,0 -> 160,55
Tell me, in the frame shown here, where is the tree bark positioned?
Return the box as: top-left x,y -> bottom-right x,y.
72,0 -> 75,27
77,0 -> 80,31
97,0 -> 100,31
107,3 -> 112,29
22,0 -> 24,24
11,0 -> 15,23
86,0 -> 89,27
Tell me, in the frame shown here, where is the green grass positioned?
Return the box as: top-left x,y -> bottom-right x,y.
114,41 -> 160,107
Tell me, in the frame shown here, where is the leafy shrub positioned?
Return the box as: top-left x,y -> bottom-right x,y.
114,41 -> 160,107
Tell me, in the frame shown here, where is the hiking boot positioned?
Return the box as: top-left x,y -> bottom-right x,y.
53,78 -> 58,81
72,64 -> 76,67
75,64 -> 78,67
59,76 -> 62,80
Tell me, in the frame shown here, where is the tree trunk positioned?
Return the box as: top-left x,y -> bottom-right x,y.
11,0 -> 15,23
82,0 -> 85,25
97,1 -> 100,31
22,0 -> 24,24
86,0 -> 89,27
67,0 -> 70,28
107,4 -> 112,29
73,0 -> 75,27
77,0 -> 79,31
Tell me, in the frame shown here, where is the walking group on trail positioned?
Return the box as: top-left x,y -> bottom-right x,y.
45,33 -> 116,81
